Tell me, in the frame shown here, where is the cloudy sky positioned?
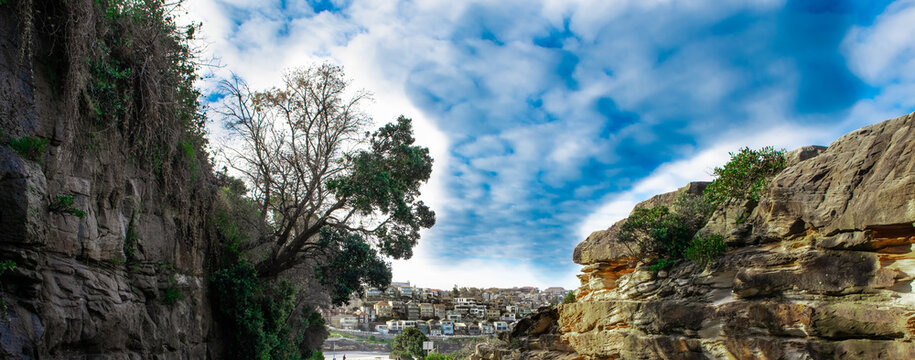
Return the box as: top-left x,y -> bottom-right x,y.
185,0 -> 915,289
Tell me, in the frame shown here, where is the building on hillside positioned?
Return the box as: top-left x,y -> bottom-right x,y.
470,305 -> 487,318
366,287 -> 383,299
374,301 -> 392,318
399,286 -> 414,298
407,302 -> 421,320
494,321 -> 509,332
480,321 -> 494,334
430,322 -> 442,336
392,301 -> 406,318
416,321 -> 430,335
376,324 -> 389,334
500,313 -> 516,322
447,310 -> 462,322
420,303 -> 434,318
441,320 -> 454,335
433,304 -> 448,318
454,297 -> 475,305
485,308 -> 500,321
454,322 -> 467,335
331,314 -> 358,329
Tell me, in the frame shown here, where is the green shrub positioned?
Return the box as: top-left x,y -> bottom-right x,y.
49,195 -> 87,218
212,261 -> 318,360
8,136 -> 48,163
392,327 -> 429,360
618,205 -> 694,259
562,291 -> 576,304
648,258 -> 677,272
1,260 -> 16,318
685,234 -> 727,267
704,146 -> 787,206
426,354 -> 453,360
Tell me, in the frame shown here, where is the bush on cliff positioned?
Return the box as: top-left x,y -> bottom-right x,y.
703,146 -> 787,206
618,205 -> 695,260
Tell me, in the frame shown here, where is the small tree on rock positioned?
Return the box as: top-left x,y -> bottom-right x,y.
392,327 -> 429,360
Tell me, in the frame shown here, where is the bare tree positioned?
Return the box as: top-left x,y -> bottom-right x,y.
217,64 -> 434,278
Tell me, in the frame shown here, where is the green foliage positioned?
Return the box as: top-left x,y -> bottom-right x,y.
685,234 -> 727,267
7,136 -> 48,163
1,260 -> 16,319
212,261 -> 320,359
49,195 -> 87,218
618,205 -> 694,259
426,354 -> 453,360
315,228 -> 392,306
392,327 -> 429,360
704,146 -> 787,206
0,260 -> 15,276
648,258 -> 677,272
306,351 -> 323,360
161,283 -> 183,305
562,291 -> 576,304
326,116 -> 436,260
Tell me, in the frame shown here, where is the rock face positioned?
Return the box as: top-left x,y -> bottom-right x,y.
470,307 -> 578,360
485,112 -> 915,360
0,5 -> 216,359
561,112 -> 915,359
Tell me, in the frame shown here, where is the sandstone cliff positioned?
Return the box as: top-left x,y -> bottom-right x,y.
476,112 -> 915,360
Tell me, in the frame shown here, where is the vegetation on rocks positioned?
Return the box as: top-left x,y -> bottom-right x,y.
619,146 -> 787,268
7,136 -> 47,163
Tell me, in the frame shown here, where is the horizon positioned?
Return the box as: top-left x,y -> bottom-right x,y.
184,0 -> 915,289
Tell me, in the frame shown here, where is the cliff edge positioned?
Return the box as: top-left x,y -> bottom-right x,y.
479,112 -> 915,359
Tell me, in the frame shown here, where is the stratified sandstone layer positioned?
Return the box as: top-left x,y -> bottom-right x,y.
564,112 -> 915,359
475,112 -> 915,360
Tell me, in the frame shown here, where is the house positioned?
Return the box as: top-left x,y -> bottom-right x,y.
447,310 -> 462,322
399,286 -> 414,298
376,324 -> 389,334
453,322 -> 467,335
332,314 -> 358,329
420,303 -> 434,318
468,323 -> 481,335
374,301 -> 392,318
485,308 -> 500,321
470,305 -> 487,318
440,320 -> 454,335
494,321 -> 509,332
500,313 -> 516,322
407,302 -> 421,320
480,322 -> 494,335
416,321 -> 430,335
433,304 -> 448,318
454,298 -> 475,305
392,301 -> 406,318
366,287 -> 383,299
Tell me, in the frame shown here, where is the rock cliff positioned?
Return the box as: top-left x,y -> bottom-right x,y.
0,2 -> 218,358
477,112 -> 915,359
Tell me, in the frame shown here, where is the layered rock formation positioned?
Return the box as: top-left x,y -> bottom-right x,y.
480,112 -> 915,359
0,3 -> 217,358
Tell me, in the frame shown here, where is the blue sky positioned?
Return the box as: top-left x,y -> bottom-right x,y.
187,0 -> 915,289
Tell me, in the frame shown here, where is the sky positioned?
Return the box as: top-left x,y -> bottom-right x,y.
184,0 -> 915,290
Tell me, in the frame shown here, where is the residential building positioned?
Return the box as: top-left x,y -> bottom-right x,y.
454,322 -> 467,335
374,301 -> 392,318
447,310 -> 462,322
485,308 -> 500,321
480,322 -> 494,335
416,321 -> 430,335
433,304 -> 448,318
407,302 -> 421,320
366,288 -> 383,299
392,301 -> 406,318
494,321 -> 509,332
441,321 -> 454,335
399,286 -> 414,298
454,298 -> 475,305
376,324 -> 389,334
420,303 -> 434,318
500,313 -> 516,322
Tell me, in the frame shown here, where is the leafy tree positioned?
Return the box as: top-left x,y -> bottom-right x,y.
218,64 -> 435,279
392,327 -> 429,360
704,146 -> 787,206
315,227 -> 392,306
425,354 -> 452,360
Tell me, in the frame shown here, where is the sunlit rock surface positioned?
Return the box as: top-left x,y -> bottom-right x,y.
479,112 -> 915,360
